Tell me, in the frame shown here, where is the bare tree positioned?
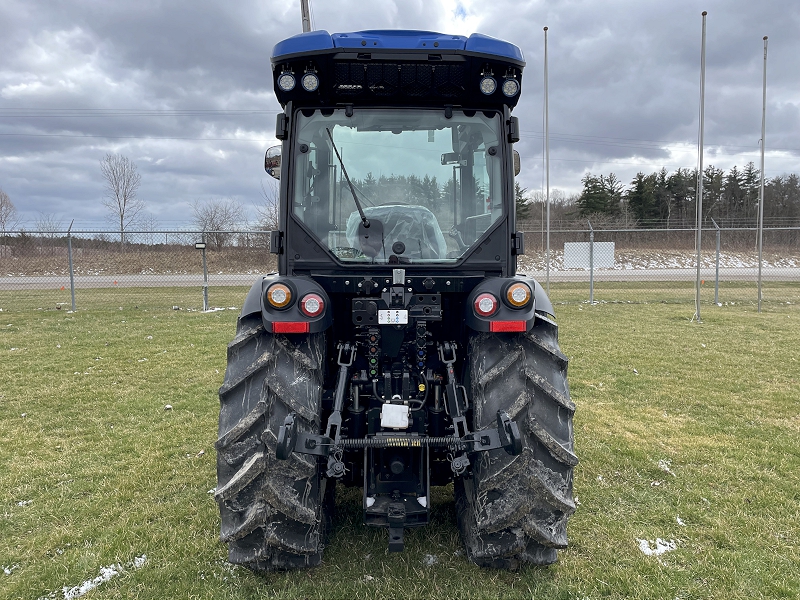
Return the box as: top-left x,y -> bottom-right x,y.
192,198 -> 245,250
35,212 -> 64,255
100,153 -> 144,249
0,188 -> 19,258
136,211 -> 161,245
256,179 -> 280,231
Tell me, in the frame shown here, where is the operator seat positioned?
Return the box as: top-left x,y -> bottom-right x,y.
346,204 -> 448,260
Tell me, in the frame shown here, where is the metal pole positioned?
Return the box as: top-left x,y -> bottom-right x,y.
758,36 -> 768,313
202,237 -> 209,311
588,220 -> 594,304
544,26 -> 551,293
300,0 -> 311,33
67,219 -> 76,311
694,11 -> 707,322
711,217 -> 720,305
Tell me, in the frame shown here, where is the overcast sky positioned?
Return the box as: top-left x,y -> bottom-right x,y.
1,0 -> 797,230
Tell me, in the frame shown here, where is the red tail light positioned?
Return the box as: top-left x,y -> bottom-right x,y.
474,293 -> 498,317
300,293 -> 324,317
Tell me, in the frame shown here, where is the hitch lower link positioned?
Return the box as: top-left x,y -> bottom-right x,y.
276,410 -> 522,465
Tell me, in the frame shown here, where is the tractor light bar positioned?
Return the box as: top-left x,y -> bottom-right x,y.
489,320 -> 526,332
273,321 -> 310,334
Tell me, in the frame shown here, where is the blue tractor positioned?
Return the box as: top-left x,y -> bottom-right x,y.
215,29 -> 576,570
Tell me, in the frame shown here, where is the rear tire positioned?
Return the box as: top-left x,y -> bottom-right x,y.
457,314 -> 577,569
215,314 -> 329,571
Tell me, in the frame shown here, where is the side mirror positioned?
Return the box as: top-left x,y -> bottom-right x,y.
265,145 -> 282,180
513,150 -> 521,176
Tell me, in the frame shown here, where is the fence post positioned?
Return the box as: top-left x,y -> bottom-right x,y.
67,220 -> 76,311
711,218 -> 720,305
588,220 -> 594,304
196,237 -> 209,311
201,238 -> 209,311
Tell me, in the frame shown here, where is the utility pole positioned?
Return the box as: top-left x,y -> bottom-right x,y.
543,26 -> 550,293
757,36 -> 768,313
301,0 -> 311,33
694,11 -> 707,322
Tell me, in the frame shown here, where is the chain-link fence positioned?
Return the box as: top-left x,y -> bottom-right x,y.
0,230 -> 275,312
519,226 -> 799,306
1,228 -> 798,312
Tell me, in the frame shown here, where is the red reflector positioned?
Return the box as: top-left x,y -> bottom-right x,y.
273,321 -> 310,333
490,320 -> 526,332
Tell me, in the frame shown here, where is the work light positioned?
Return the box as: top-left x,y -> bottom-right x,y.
277,72 -> 296,92
479,76 -> 497,95
502,78 -> 520,97
301,72 -> 320,92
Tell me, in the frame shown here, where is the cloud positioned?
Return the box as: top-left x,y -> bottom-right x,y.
0,0 -> 797,227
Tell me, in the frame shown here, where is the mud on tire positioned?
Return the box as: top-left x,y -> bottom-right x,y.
456,314 -> 577,569
215,314 -> 330,571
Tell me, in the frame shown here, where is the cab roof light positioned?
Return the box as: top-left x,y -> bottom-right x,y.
301,71 -> 320,92
479,76 -> 497,95
502,78 -> 520,97
277,71 -> 296,92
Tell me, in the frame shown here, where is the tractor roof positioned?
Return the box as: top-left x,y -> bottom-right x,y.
272,30 -> 524,65
270,30 -> 525,110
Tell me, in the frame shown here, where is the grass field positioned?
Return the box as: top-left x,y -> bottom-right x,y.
1,290 -> 798,599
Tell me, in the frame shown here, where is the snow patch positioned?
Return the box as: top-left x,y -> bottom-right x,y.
658,459 -> 677,477
636,538 -> 677,556
422,554 -> 438,567
38,555 -> 146,600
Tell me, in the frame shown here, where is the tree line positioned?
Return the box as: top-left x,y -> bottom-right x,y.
3,155 -> 799,256
565,163 -> 800,228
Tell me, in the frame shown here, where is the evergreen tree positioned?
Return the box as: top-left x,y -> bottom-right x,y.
722,165 -> 744,222
741,162 -> 760,221
626,172 -> 657,223
701,165 -> 724,223
577,173 -> 622,216
515,181 -> 531,221
667,168 -> 696,227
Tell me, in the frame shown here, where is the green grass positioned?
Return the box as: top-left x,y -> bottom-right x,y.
1,295 -> 798,599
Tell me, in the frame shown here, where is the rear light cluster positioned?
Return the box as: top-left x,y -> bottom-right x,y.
472,282 -> 533,332
265,282 -> 325,333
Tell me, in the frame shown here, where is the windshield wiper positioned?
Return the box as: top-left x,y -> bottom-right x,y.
326,128 -> 370,229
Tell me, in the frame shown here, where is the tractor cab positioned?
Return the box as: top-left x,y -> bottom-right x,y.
265,29 -> 526,275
